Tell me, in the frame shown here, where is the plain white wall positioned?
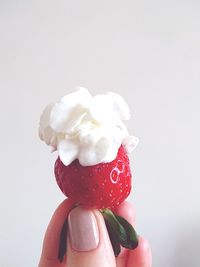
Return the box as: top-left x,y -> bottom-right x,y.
0,1 -> 200,266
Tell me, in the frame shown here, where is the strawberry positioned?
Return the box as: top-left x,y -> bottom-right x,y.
56,145 -> 138,261
54,145 -> 138,262
55,145 -> 132,209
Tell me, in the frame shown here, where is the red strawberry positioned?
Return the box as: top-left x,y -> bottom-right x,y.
54,145 -> 132,209
55,145 -> 138,262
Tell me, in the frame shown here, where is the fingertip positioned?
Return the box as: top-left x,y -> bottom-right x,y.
40,198 -> 75,264
114,201 -> 136,226
138,237 -> 151,252
127,236 -> 152,267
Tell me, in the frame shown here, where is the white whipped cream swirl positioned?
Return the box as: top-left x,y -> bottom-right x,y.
39,87 -> 138,166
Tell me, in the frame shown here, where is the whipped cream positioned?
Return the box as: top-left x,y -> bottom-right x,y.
39,87 -> 138,166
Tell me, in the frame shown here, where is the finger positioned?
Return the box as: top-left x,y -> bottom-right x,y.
114,201 -> 136,226
39,198 -> 74,267
113,201 -> 136,267
66,206 -> 116,267
127,237 -> 152,267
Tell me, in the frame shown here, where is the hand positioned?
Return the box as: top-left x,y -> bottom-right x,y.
38,199 -> 152,267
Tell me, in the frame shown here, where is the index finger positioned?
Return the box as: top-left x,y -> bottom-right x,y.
39,198 -> 75,267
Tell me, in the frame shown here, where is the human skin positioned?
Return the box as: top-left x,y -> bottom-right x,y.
38,199 -> 152,267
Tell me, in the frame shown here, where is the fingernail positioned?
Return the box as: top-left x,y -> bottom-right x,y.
68,207 -> 99,252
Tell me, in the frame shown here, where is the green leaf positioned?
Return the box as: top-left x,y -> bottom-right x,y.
105,219 -> 121,256
58,219 -> 68,262
101,209 -> 128,245
115,214 -> 139,249
101,208 -> 139,252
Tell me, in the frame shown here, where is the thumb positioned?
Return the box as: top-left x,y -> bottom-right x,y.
66,206 -> 116,267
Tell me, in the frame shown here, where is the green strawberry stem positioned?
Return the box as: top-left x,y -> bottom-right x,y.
58,207 -> 139,262
101,209 -> 139,256
104,217 -> 121,256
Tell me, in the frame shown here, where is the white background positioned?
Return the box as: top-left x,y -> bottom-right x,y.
0,1 -> 200,266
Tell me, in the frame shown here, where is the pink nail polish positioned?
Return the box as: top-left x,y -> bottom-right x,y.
68,207 -> 99,252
